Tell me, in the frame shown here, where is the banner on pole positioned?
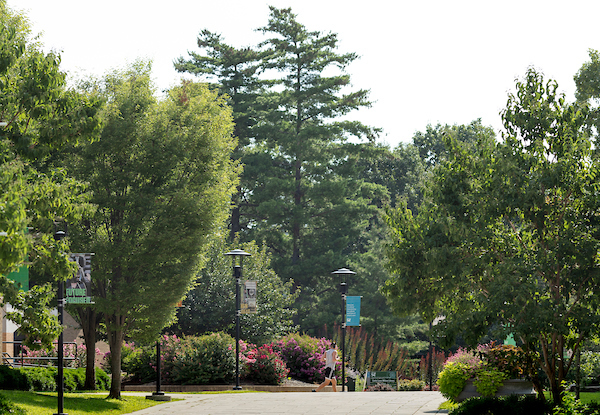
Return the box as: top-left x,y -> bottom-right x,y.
241,280 -> 257,314
346,295 -> 361,326
66,253 -> 94,304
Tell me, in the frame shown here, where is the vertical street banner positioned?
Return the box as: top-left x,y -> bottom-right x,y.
66,253 -> 94,304
241,280 -> 257,314
346,295 -> 361,326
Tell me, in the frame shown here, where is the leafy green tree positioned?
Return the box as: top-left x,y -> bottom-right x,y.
72,64 -> 239,398
174,30 -> 268,240
171,232 -> 298,344
412,119 -> 496,169
574,48 -> 600,154
0,1 -> 100,348
383,68 -> 598,405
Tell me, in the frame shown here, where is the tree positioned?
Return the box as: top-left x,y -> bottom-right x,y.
0,1 -> 100,348
574,48 -> 600,155
383,68 -> 598,405
171,232 -> 298,344
247,7 -> 383,328
72,64 -> 239,398
174,30 -> 267,240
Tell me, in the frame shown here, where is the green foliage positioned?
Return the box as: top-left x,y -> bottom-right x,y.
172,233 -> 298,344
0,392 -> 26,415
0,0 -> 100,349
581,352 -> 600,386
472,369 -> 508,398
0,366 -> 108,392
438,362 -> 472,401
449,395 -> 550,415
384,67 -> 600,405
170,333 -> 236,385
397,378 -> 425,391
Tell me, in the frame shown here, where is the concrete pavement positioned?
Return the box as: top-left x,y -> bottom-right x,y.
125,391 -> 449,415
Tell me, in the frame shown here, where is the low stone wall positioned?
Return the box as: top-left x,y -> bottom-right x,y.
122,383 -> 337,393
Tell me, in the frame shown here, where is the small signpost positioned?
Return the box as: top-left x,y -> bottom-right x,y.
365,371 -> 399,390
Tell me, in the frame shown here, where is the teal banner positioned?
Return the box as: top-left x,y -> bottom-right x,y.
346,296 -> 361,326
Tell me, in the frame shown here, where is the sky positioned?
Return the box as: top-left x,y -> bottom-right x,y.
9,0 -> 600,148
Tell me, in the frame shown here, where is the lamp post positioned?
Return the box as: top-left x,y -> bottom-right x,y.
225,249 -> 251,390
331,267 -> 355,392
53,224 -> 67,415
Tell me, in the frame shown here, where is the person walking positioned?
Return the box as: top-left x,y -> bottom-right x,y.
313,342 -> 338,392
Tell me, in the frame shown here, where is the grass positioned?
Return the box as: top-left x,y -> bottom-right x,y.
439,392 -> 600,412
1,390 -> 165,415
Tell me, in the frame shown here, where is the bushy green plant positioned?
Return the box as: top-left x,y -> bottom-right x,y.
397,378 -> 425,391
438,362 -> 472,401
472,368 -> 508,397
449,395 -> 550,415
22,367 -> 56,391
0,393 -> 26,415
0,365 -> 27,390
581,352 -> 600,386
170,333 -> 236,384
118,342 -> 156,383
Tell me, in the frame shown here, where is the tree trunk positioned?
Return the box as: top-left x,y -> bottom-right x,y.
107,318 -> 125,399
80,308 -> 98,390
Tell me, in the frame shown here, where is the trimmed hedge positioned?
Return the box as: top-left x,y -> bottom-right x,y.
450,395 -> 550,415
0,365 -> 110,391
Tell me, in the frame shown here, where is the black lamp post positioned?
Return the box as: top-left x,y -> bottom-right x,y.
331,267 -> 355,392
225,249 -> 251,390
53,224 -> 67,415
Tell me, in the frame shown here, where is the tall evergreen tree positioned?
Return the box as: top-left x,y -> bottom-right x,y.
248,7 -> 383,329
174,30 -> 267,240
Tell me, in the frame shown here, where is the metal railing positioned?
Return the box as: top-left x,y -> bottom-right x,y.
2,341 -> 78,368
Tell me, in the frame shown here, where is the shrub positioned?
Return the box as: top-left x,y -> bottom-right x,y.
23,367 -> 57,391
170,333 -> 236,384
0,393 -> 26,415
243,344 -> 289,385
472,368 -> 508,398
119,342 -> 157,383
398,378 -> 425,391
483,344 -> 537,380
449,395 -> 550,415
581,351 -> 600,386
438,362 -> 472,401
0,366 -> 109,391
0,365 -> 27,390
273,334 -> 333,384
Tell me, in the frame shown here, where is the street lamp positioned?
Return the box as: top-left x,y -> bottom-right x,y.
331,267 -> 355,392
225,249 -> 251,390
53,223 -> 67,415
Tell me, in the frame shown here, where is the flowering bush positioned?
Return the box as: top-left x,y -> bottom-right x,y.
437,343 -> 535,402
21,343 -> 99,368
272,334 -> 336,384
242,344 -> 289,385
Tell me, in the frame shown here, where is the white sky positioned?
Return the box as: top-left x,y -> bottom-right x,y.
9,0 -> 600,148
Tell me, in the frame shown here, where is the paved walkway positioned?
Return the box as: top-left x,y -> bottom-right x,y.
125,391 -> 448,415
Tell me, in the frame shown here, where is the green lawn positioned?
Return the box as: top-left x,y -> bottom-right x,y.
1,390 -> 165,415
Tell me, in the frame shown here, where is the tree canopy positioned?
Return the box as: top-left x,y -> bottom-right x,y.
383,67 -> 599,404
0,0 -> 101,348
70,63 -> 239,398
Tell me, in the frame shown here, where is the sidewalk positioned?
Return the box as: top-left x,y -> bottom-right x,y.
124,391 -> 449,415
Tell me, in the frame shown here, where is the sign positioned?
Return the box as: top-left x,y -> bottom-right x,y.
66,253 -> 94,304
346,296 -> 361,326
365,371 -> 398,389
241,280 -> 257,314
7,265 -> 28,292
